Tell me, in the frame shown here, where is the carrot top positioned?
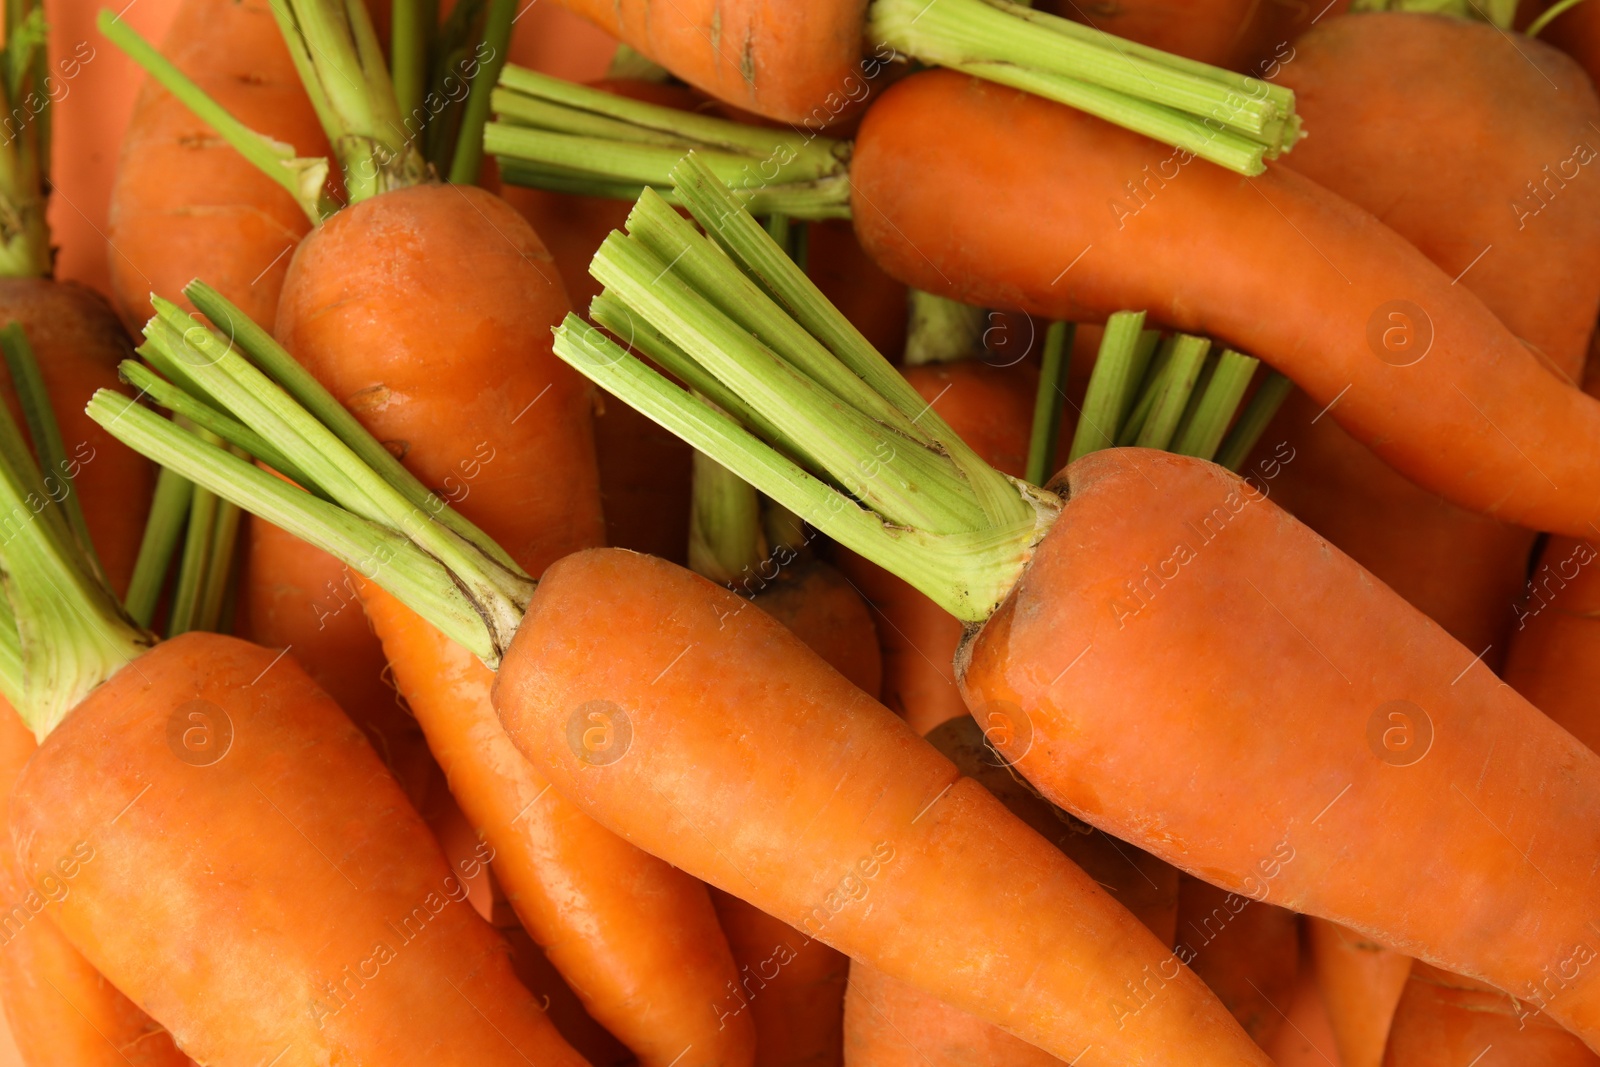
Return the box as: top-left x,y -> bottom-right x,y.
0,323 -> 147,738
0,0 -> 51,276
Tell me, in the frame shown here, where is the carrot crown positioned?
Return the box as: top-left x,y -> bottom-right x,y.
547,156 -> 1287,623
85,284 -> 535,666
0,0 -> 52,277
0,324 -> 149,737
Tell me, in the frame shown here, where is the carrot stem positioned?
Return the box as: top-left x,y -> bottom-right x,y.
1067,311 -> 1146,462
688,450 -> 765,586
0,375 -> 147,738
867,0 -> 1300,174
166,432 -> 220,638
1527,0 -> 1590,35
95,10 -> 334,222
267,0 -> 424,200
390,0 -> 438,122
0,323 -> 106,586
0,2 -> 48,277
1352,0 -> 1517,30
903,292 -> 986,366
124,465 -> 193,628
1024,320 -> 1071,486
195,480 -> 243,634
1213,372 -> 1292,473
447,0 -> 514,184
1172,349 -> 1259,461
1131,334 -> 1210,450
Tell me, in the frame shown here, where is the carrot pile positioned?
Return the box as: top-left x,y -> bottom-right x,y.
0,0 -> 1595,1064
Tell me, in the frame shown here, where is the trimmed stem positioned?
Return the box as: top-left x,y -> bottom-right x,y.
903,292 -> 986,366
124,465 -> 193,628
1131,334 -> 1210,450
97,11 -> 333,222
1172,349 -> 1258,460
391,0 -> 439,122
1067,311 -> 1147,462
1214,372 -> 1293,473
167,457 -> 218,636
688,451 -> 766,586
267,0 -> 425,201
1353,0 -> 1518,30
1025,321 -> 1071,486
448,0 -> 514,184
0,3 -> 49,277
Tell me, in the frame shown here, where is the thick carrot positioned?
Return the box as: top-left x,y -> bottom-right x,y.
492,548 -> 1271,1066
1174,875 -> 1298,1047
834,360 -> 1035,735
1306,921 -> 1413,1067
106,0 -> 328,330
1250,14 -> 1600,1057
1381,964 -> 1599,1067
0,705 -> 191,1067
849,68 -> 1600,537
0,280 -> 153,595
844,963 -> 1067,1067
1502,537 -> 1600,753
10,632 -> 590,1066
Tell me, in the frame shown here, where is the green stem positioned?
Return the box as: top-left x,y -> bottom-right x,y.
1025,321 -> 1071,486
391,0 -> 438,122
1172,350 -> 1259,461
0,323 -> 106,586
605,43 -> 670,81
1352,0 -> 1518,30
97,11 -> 333,222
267,0 -> 424,201
1527,0 -> 1590,35
688,450 -> 765,586
1214,372 -> 1293,473
196,491 -> 243,634
0,366 -> 147,739
167,447 -> 219,637
1131,335 -> 1210,450
448,0 -> 514,184
904,292 -> 986,366
868,0 -> 1300,175
1067,311 -> 1147,462
0,3 -> 49,277
124,465 -> 193,628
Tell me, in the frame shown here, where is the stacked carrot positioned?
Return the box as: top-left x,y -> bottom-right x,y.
0,0 -> 1596,1064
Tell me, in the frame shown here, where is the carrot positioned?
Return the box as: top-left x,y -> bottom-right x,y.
1043,0 -> 1341,71
844,963 -> 1069,1067
91,295 -> 1276,1066
0,703 -> 191,1067
1244,13 -> 1600,1057
1174,875 -> 1298,1047
106,0 -> 328,330
1534,0 -> 1600,87
1381,964 -> 1600,1067
845,68 -> 1600,538
1502,537 -> 1600,753
1306,921 -> 1413,1067
546,0 -> 1303,176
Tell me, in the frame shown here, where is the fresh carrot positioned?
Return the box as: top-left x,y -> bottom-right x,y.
845,68 -> 1600,538
1306,920 -> 1413,1067
501,158 -> 1600,1050
844,963 -> 1069,1067
1533,0 -> 1600,86
547,0 -> 1303,176
1502,536 -> 1600,753
1381,964 -> 1600,1066
105,0 -> 329,330
90,292 -> 1276,1066
1043,0 -> 1340,71
1173,875 -> 1298,1047
0,703 -> 191,1067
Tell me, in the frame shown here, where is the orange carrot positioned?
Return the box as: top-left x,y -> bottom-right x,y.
849,68 -> 1600,537
1381,964 -> 1600,1067
1306,920 -> 1413,1067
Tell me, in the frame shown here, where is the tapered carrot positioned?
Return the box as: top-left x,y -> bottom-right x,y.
1306,920 -> 1413,1067
844,963 -> 1068,1067
847,68 -> 1600,537
0,705 -> 191,1067
1381,964 -> 1599,1067
1503,537 -> 1600,753
106,0 -> 328,330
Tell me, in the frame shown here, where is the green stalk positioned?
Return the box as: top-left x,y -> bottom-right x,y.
0,323 -> 106,586
167,454 -> 219,637
97,11 -> 333,222
1067,312 -> 1146,462
1132,334 -> 1210,450
0,572 -> 20,712
1214,372 -> 1293,473
267,0 -> 425,201
124,466 -> 193,628
420,0 -> 486,170
1528,0 -> 1590,35
1172,350 -> 1259,460
391,0 -> 438,122
605,43 -> 670,81
1025,321 -> 1072,486
196,491 -> 244,634
0,371 -> 148,739
0,0 -> 47,277
688,451 -> 765,586
1353,0 -> 1518,30
904,292 -> 987,366
448,0 -> 514,184
868,0 -> 1299,175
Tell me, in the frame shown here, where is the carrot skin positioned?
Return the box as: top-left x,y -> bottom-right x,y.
359,581 -> 756,1067
1503,536 -> 1600,753
8,633 -> 588,1065
493,548 -> 1272,1067
553,0 -> 872,125
1382,964 -> 1599,1067
0,279 -> 153,597
850,70 -> 1600,537
0,707 -> 192,1067
1306,918 -> 1412,1067
1174,875 -> 1298,1047
959,447 -> 1600,1049
106,0 -> 328,331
